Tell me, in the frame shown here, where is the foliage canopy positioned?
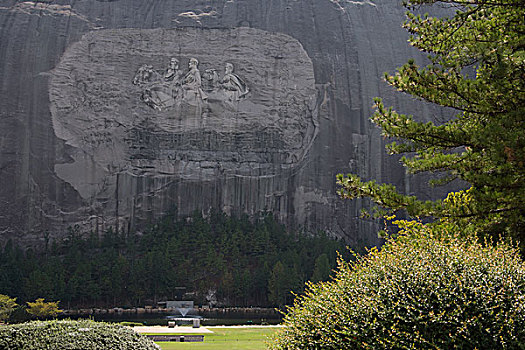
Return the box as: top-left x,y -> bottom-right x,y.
0,319 -> 159,350
0,211 -> 346,308
337,0 -> 525,246
271,222 -> 525,349
0,294 -> 17,322
26,298 -> 62,319
273,1 -> 525,349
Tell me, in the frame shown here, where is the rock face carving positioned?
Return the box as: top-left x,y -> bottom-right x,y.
133,63 -> 178,111
48,27 -> 318,229
134,58 -> 249,112
165,58 -> 182,83
181,57 -> 207,107
219,63 -> 250,104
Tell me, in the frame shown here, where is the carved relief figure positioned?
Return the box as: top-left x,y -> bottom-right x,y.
132,64 -> 161,86
132,62 -> 177,111
181,57 -> 207,106
202,69 -> 219,92
164,57 -> 183,103
220,62 -> 249,103
164,57 -> 181,82
133,58 -> 249,111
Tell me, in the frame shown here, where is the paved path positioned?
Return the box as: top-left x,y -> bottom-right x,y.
207,325 -> 284,328
134,326 -> 214,334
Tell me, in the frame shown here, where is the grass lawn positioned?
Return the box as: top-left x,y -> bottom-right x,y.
154,326 -> 279,350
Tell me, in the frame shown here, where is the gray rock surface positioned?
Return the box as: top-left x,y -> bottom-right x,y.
0,0 -> 449,249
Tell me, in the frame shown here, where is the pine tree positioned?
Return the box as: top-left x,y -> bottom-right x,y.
337,0 -> 524,246
268,261 -> 288,307
311,253 -> 331,283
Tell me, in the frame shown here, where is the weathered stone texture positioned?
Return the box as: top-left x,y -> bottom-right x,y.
0,0 -> 449,248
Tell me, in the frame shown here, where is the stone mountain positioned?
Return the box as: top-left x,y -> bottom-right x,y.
0,0 -> 449,249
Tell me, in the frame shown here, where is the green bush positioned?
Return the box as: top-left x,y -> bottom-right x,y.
119,321 -> 144,327
271,223 -> 525,349
0,319 -> 159,349
7,306 -> 32,324
0,294 -> 17,322
26,298 -> 62,319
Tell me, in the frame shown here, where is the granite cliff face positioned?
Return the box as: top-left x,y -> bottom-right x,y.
0,0 -> 447,248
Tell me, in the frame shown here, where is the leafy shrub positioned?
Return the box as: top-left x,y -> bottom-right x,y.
0,319 -> 159,349
120,321 -> 143,327
0,294 -> 17,322
7,306 -> 32,324
26,298 -> 62,319
270,223 -> 525,349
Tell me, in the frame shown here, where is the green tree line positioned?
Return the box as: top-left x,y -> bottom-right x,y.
0,211 -> 349,309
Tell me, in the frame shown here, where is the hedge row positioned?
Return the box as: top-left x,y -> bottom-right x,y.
0,319 -> 159,349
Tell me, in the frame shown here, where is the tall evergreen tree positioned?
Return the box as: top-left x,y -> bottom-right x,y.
1,211 -> 348,308
337,0 -> 524,246
268,261 -> 288,307
311,253 -> 331,283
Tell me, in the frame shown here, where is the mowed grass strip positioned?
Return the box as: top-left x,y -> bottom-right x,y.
155,326 -> 279,350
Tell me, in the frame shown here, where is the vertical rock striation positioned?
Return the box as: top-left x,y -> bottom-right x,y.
0,0 -> 449,248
